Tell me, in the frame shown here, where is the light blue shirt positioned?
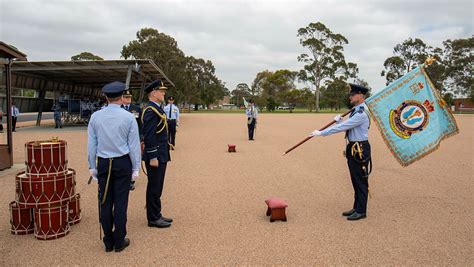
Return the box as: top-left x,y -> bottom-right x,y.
320,102 -> 370,142
246,106 -> 258,118
11,106 -> 20,117
87,103 -> 141,172
163,104 -> 180,122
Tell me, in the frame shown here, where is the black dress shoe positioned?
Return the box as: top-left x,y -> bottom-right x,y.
148,218 -> 171,228
115,238 -> 130,252
105,246 -> 114,252
130,181 -> 135,191
347,212 -> 366,221
160,216 -> 173,223
342,209 -> 356,216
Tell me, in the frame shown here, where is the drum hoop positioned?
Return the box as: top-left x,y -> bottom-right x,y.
34,225 -> 70,240
18,170 -> 74,179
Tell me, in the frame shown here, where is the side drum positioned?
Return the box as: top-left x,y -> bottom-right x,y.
25,139 -> 68,175
68,194 -> 81,225
16,169 -> 76,208
9,201 -> 34,235
34,205 -> 70,240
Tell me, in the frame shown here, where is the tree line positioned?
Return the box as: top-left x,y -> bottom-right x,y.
72,28 -> 229,110
232,22 -> 472,112
71,24 -> 472,112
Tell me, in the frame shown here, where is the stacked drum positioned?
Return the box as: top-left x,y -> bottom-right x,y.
9,138 -> 82,240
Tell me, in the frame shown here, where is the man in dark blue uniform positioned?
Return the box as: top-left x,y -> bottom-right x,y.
122,89 -> 143,190
87,81 -> 141,252
310,84 -> 372,220
141,80 -> 173,228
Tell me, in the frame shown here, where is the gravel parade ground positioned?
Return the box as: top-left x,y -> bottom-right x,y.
1,113 -> 472,265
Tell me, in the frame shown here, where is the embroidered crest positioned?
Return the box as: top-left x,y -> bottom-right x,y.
389,100 -> 434,139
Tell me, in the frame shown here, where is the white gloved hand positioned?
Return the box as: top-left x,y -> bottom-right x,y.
334,114 -> 343,123
309,130 -> 322,137
132,170 -> 139,181
89,168 -> 98,181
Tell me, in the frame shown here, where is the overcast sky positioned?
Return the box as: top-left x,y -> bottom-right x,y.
1,0 -> 472,92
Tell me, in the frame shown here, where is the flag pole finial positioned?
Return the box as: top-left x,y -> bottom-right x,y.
425,57 -> 436,66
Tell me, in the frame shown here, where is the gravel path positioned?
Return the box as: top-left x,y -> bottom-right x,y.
1,113 -> 472,265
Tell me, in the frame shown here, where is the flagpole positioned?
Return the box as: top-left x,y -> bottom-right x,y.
282,109 -> 354,156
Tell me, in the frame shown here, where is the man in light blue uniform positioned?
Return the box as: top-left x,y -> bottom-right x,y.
163,96 -> 180,149
87,81 -> 141,252
246,99 -> 258,140
310,84 -> 372,220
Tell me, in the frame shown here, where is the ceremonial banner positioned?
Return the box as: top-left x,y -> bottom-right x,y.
366,64 -> 459,167
243,97 -> 249,109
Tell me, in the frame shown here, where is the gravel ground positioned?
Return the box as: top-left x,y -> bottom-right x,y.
0,113 -> 472,265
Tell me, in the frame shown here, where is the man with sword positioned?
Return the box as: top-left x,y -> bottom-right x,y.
87,81 -> 141,252
309,83 -> 372,221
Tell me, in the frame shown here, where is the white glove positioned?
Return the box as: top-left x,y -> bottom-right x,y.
132,170 -> 139,181
309,130 -> 322,137
89,168 -> 98,181
334,114 -> 343,123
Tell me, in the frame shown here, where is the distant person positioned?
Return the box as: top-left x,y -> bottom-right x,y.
163,96 -> 180,149
11,102 -> 19,132
121,89 -> 143,191
0,107 -> 3,133
246,99 -> 258,140
51,102 -> 62,128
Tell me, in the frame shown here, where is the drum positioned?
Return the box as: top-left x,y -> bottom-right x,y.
68,194 -> 81,225
34,205 -> 70,240
16,169 -> 76,208
9,201 -> 34,235
25,138 -> 68,175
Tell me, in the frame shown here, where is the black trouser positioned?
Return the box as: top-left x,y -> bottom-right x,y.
247,118 -> 256,140
346,141 -> 371,214
97,155 -> 132,249
145,160 -> 168,221
12,116 -> 17,131
167,119 -> 177,146
54,116 -> 62,128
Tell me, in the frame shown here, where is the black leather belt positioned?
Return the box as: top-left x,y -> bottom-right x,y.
348,140 -> 369,145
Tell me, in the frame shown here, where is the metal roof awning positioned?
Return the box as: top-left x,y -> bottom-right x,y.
10,59 -> 175,90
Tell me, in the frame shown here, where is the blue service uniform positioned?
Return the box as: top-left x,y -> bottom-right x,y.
142,101 -> 171,222
51,103 -> 62,128
163,103 -> 179,146
246,106 -> 258,140
88,102 -> 141,249
122,103 -> 143,140
122,103 -> 143,191
320,102 -> 372,214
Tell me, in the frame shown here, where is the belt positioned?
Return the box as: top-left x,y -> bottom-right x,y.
98,154 -> 129,160
348,140 -> 369,145
167,119 -> 176,121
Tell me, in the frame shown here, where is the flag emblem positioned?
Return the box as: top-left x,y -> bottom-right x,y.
389,100 -> 433,139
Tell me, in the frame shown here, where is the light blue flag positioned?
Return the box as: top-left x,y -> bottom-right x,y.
243,97 -> 249,109
366,64 -> 459,167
